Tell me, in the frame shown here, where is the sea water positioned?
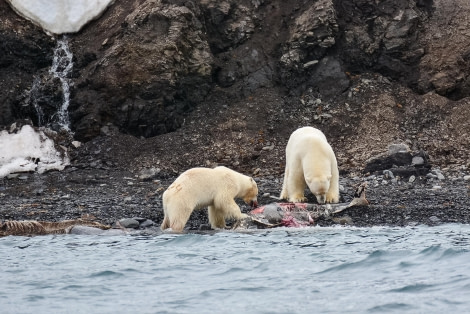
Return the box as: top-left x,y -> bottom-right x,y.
1,224 -> 470,313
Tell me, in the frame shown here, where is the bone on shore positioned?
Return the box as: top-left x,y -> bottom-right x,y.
0,219 -> 110,237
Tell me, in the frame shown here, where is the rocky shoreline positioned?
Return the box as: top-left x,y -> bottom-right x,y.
1,156 -> 469,235
2,0 -> 470,235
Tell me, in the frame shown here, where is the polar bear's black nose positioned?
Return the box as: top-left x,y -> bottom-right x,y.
250,200 -> 258,208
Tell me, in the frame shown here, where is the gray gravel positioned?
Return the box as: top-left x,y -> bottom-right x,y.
1,164 -> 469,232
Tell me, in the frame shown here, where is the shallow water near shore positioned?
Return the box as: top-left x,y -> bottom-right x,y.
1,224 -> 470,313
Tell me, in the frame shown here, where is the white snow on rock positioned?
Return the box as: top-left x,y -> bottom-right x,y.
0,125 -> 70,178
6,0 -> 114,34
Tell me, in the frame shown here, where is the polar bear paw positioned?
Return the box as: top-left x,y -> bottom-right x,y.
240,213 -> 249,219
289,195 -> 307,203
326,192 -> 339,203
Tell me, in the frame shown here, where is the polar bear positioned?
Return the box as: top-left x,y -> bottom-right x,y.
280,126 -> 339,204
161,166 -> 258,232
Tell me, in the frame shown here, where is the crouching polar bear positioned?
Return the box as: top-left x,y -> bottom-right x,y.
280,126 -> 339,204
161,166 -> 258,232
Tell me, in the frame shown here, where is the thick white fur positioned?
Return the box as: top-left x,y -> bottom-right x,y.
161,166 -> 258,232
280,126 -> 339,204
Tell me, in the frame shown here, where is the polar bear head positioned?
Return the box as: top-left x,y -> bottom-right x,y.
306,176 -> 331,204
241,177 -> 259,208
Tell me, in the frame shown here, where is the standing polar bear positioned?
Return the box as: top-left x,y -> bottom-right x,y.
161,166 -> 258,232
280,126 -> 339,204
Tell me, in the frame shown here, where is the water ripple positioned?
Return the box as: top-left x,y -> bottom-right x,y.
1,224 -> 470,313
89,270 -> 124,278
389,283 -> 434,293
368,302 -> 415,312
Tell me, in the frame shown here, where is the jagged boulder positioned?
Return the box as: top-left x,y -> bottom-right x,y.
200,0 -> 256,53
364,143 -> 431,177
279,0 -> 346,94
0,1 -> 54,128
71,0 -> 214,140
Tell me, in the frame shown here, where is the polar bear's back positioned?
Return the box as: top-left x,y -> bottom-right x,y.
163,166 -> 248,206
289,126 -> 327,142
163,167 -> 217,207
286,127 -> 333,156
286,127 -> 337,175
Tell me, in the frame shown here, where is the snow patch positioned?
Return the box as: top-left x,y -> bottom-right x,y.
6,0 -> 114,34
0,125 -> 70,178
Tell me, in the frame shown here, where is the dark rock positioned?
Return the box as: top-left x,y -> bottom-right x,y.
138,168 -> 160,181
364,146 -> 432,178
262,204 -> 285,223
70,225 -> 108,235
131,217 -> 147,223
201,1 -> 255,53
198,224 -> 212,231
307,57 -> 350,97
331,216 -> 353,225
70,1 -> 214,140
139,219 -> 155,228
387,165 -> 431,178
279,0 -> 339,91
364,151 -> 413,174
412,156 -> 425,166
117,218 -> 140,229
0,1 -> 54,127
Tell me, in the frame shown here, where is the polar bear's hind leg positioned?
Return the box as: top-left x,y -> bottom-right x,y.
169,209 -> 192,232
162,204 -> 193,232
160,215 -> 170,230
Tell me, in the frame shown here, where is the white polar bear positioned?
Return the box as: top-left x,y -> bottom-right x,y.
280,126 -> 339,204
161,166 -> 258,232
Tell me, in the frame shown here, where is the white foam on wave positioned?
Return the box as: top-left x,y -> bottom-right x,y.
0,125 -> 70,178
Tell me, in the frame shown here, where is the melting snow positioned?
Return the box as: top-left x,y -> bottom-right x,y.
6,0 -> 114,34
0,125 -> 70,178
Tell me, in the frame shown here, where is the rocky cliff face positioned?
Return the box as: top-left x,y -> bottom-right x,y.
0,0 -> 54,127
1,0 -> 469,172
69,0 -> 214,139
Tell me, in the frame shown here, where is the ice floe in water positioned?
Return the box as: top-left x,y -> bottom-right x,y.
0,125 -> 69,178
